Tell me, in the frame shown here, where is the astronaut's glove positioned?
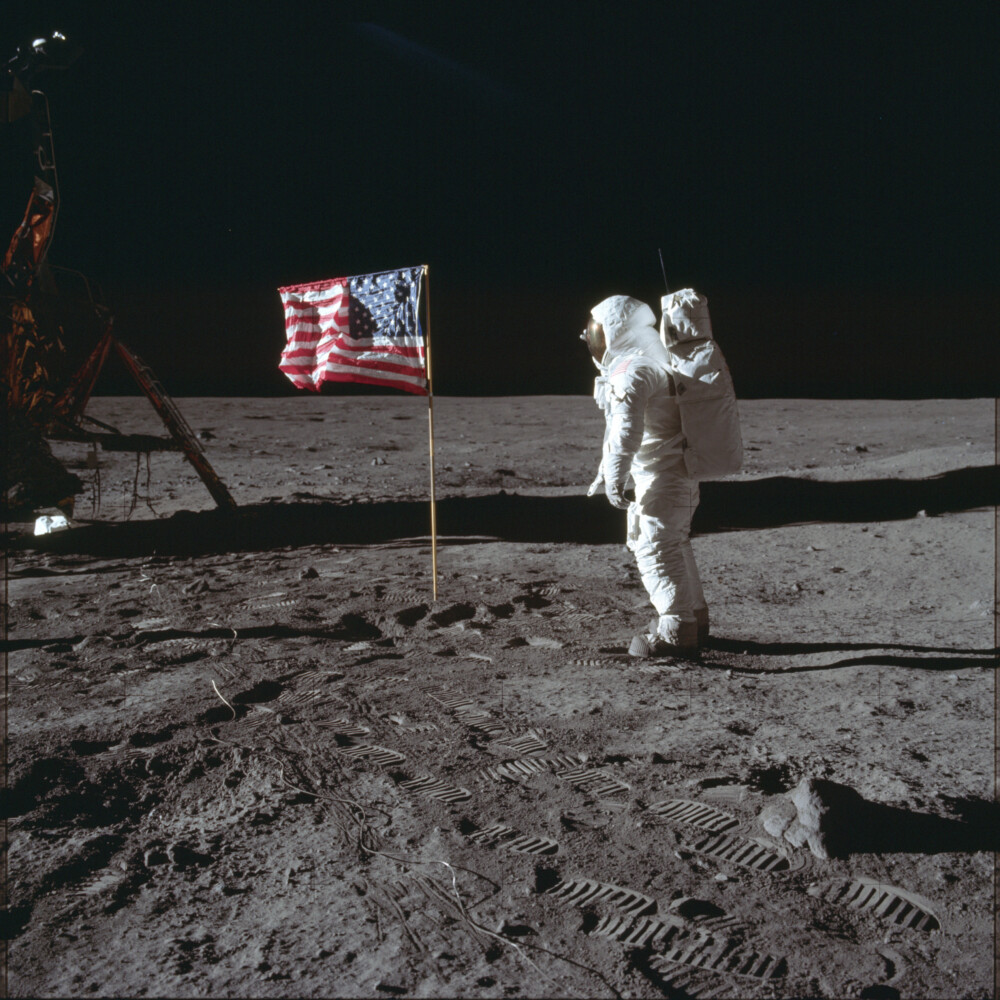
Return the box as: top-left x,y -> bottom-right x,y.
605,480 -> 630,510
586,468 -> 605,497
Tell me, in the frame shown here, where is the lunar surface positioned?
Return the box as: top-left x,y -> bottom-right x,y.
4,394 -> 996,999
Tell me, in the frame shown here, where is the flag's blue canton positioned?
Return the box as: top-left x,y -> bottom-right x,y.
348,267 -> 423,340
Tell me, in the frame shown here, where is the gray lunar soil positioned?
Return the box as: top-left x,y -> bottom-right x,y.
3,395 -> 997,999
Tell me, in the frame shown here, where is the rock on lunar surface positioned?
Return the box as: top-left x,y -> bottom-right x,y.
759,777 -> 835,859
787,777 -> 832,859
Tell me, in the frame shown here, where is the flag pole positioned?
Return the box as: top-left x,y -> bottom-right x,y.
423,264 -> 438,601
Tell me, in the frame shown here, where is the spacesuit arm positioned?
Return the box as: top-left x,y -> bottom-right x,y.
603,363 -> 655,488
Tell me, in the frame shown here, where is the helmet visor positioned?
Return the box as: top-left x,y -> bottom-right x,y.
580,317 -> 606,362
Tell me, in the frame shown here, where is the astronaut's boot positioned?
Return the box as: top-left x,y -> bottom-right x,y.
630,617 -> 699,659
650,611 -> 709,641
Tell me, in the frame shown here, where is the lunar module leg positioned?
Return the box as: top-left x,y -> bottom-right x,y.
49,318 -> 116,432
52,323 -> 237,511
112,339 -> 236,511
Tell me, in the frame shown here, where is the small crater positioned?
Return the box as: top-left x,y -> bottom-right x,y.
331,613 -> 382,641
196,705 -> 242,725
512,593 -> 551,610
860,987 -> 900,1000
534,866 -> 561,894
498,922 -> 536,938
394,605 -> 429,627
144,755 -> 175,777
144,846 -> 169,867
745,763 -> 794,794
430,603 -> 476,627
672,898 -> 726,920
128,728 -> 174,748
697,775 -> 741,789
183,763 -> 205,783
169,843 -> 213,869
233,681 -> 284,704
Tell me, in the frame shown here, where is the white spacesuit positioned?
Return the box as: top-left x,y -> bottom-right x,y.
586,295 -> 708,656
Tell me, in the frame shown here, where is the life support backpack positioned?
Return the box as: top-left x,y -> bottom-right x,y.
660,289 -> 743,480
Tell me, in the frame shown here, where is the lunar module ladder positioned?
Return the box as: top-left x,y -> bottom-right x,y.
52,321 -> 236,511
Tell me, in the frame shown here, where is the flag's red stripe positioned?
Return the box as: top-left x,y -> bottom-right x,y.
325,353 -> 426,378
278,363 -> 322,376
281,344 -> 425,367
325,362 -> 426,384
284,331 -> 346,348
283,345 -> 424,367
281,305 -> 345,322
285,313 -> 348,331
277,370 -> 323,392
279,279 -> 347,296
285,326 -> 423,357
282,300 -> 345,315
281,356 -> 426,379
324,363 -> 427,387
331,352 -> 426,372
281,346 -> 425,364
329,336 -> 424,357
283,298 -> 347,313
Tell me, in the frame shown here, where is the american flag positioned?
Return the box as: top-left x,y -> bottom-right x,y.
278,266 -> 427,394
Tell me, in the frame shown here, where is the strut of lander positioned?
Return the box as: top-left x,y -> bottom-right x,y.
2,31 -> 234,515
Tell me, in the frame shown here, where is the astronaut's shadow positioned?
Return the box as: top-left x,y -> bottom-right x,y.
700,638 -> 997,671
691,463 -> 997,532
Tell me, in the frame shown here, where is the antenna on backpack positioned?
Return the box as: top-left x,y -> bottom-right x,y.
658,248 -> 670,295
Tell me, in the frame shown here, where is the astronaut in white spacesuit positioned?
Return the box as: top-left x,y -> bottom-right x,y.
583,295 -> 708,657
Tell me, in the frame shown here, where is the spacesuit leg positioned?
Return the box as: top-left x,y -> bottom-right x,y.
631,470 -> 701,647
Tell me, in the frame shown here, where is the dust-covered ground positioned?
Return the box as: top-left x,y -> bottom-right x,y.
3,396 -> 997,999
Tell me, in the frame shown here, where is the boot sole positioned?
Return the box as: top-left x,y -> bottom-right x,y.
629,634 -> 700,660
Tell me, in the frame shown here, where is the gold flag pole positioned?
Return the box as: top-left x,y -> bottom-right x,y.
423,264 -> 438,601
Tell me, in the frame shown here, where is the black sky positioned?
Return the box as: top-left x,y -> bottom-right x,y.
5,0 -> 998,396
